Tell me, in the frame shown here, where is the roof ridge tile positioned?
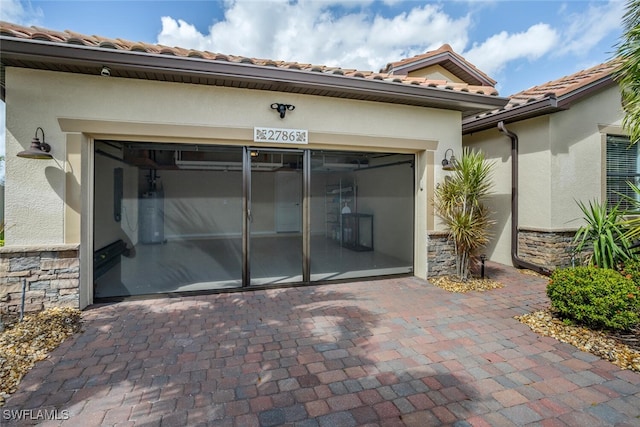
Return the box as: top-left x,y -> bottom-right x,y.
0,20 -> 501,97
383,43 -> 497,86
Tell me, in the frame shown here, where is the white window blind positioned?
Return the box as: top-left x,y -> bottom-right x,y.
606,135 -> 639,210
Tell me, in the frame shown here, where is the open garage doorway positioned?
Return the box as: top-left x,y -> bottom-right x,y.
93,141 -> 414,299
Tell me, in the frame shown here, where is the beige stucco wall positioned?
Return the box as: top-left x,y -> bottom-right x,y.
5,66 -> 467,304
462,127 -> 516,265
5,68 -> 457,234
407,65 -> 465,84
463,116 -> 553,265
549,85 -> 624,227
463,85 -> 625,266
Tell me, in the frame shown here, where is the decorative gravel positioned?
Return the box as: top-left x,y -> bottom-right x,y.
430,275 -> 503,292
0,307 -> 82,405
516,310 -> 640,372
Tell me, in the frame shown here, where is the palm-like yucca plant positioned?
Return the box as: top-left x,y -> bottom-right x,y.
434,148 -> 495,281
621,182 -> 640,244
574,199 -> 633,270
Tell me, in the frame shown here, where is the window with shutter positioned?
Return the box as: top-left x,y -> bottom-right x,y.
606,135 -> 639,210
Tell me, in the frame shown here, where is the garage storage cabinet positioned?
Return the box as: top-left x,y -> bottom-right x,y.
342,213 -> 373,251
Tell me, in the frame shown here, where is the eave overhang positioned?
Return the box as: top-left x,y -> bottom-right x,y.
462,76 -> 616,134
388,52 -> 496,87
0,37 -> 508,117
462,96 -> 560,134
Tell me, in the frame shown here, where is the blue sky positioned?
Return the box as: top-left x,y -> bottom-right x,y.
0,0 -> 628,159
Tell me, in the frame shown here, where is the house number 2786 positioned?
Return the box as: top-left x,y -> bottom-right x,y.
254,127 -> 309,144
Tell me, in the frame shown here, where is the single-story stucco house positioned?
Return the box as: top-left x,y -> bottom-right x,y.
461,59 -> 625,272
0,22 -> 509,314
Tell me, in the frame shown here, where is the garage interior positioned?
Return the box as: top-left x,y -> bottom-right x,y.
93,141 -> 414,299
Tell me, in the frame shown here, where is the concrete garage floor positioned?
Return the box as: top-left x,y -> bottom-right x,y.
6,263 -> 640,426
95,235 -> 412,298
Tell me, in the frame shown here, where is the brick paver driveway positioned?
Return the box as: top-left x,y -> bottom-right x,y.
4,263 -> 640,426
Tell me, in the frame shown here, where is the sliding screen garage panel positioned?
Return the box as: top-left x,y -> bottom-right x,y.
249,150 -> 304,285
94,142 -> 414,298
310,151 -> 414,281
93,142 -> 244,297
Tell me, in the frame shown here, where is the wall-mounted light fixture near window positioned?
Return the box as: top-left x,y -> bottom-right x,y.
441,148 -> 457,171
270,103 -> 295,119
17,127 -> 52,159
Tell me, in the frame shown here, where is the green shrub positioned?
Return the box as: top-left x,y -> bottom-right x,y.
621,258 -> 640,285
547,266 -> 640,331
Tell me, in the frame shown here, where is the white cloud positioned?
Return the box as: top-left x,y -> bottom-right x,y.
556,0 -> 625,57
463,23 -> 559,76
0,0 -> 43,25
157,0 -> 620,85
472,0 -> 623,92
158,17 -> 209,49
462,0 -> 624,80
157,1 -> 470,72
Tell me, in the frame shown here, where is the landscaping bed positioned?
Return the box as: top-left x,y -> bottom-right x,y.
429,275 -> 503,292
517,309 -> 640,372
432,269 -> 640,373
0,308 -> 82,406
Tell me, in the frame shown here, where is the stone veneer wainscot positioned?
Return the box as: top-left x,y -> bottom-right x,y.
427,231 -> 456,277
517,228 -> 577,269
429,228 -> 577,276
0,244 -> 80,317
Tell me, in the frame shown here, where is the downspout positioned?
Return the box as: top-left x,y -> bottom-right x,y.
497,121 -> 553,276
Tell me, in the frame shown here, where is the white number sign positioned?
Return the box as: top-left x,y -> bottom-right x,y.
254,127 -> 308,144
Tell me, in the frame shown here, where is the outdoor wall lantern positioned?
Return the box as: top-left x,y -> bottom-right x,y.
17,127 -> 53,160
270,103 -> 295,119
441,148 -> 457,171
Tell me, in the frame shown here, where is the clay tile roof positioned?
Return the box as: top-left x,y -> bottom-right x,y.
386,43 -> 455,69
0,21 -> 501,97
382,44 -> 497,87
507,60 -> 620,105
462,59 -> 621,133
486,59 -> 620,116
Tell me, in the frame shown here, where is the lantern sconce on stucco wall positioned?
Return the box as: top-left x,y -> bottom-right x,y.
441,148 -> 457,171
17,127 -> 53,160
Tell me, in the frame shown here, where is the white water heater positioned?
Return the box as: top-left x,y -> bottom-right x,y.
139,191 -> 164,244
